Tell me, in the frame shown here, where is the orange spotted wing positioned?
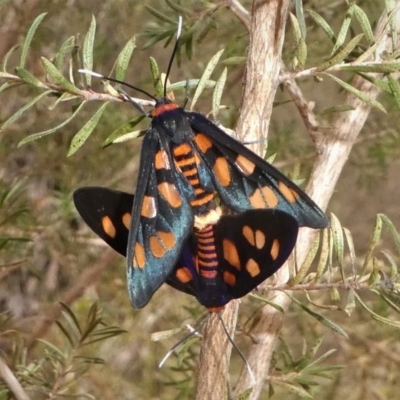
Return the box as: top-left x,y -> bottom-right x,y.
73,187 -> 299,311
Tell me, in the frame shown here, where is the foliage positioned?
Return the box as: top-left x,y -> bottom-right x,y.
0,1 -> 399,399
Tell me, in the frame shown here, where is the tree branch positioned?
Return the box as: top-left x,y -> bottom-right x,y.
195,1 -> 291,398
233,8 -> 395,399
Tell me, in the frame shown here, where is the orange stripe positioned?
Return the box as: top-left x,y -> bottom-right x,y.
151,102 -> 179,117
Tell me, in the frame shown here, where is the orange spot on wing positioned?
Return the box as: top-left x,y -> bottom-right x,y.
270,239 -> 280,260
176,267 -> 193,283
235,155 -> 256,175
249,186 -> 278,208
158,182 -> 182,208
158,231 -> 175,250
242,225 -> 255,246
149,235 -> 165,258
122,213 -> 131,230
190,193 -> 215,207
151,102 -> 179,117
213,157 -> 231,187
155,150 -> 171,170
133,242 -> 146,269
141,196 -> 157,218
223,271 -> 236,286
255,230 -> 266,249
101,216 -> 116,238
278,181 -> 300,203
246,258 -> 260,277
194,133 -> 213,153
223,239 -> 241,270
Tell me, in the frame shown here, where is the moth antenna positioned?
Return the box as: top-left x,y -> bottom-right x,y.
158,313 -> 207,369
163,16 -> 183,98
217,312 -> 256,386
114,86 -> 149,116
78,69 -> 158,102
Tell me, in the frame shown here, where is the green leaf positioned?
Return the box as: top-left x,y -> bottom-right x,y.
2,44 -> 20,72
331,4 -> 354,55
68,102 -> 109,156
250,293 -> 284,313
145,6 -> 176,24
387,75 -> 400,112
306,10 -> 336,44
167,79 -> 216,92
289,232 -> 320,285
103,115 -> 146,147
82,15 -> 96,86
190,48 -> 224,110
325,73 -> 386,113
343,227 -> 356,277
290,12 -> 307,69
358,72 -> 391,92
295,0 -> 306,39
18,101 -> 86,146
165,0 -> 191,14
107,129 -> 146,144
54,35 -> 77,71
360,214 -> 382,275
212,67 -> 227,120
354,291 -> 400,329
41,57 -> 81,94
20,13 -> 47,68
222,56 -> 246,65
116,36 -> 136,82
289,294 -> 348,338
1,90 -> 53,133
339,62 -> 400,73
316,33 -> 364,71
149,57 -> 163,97
315,229 -> 329,282
330,213 -> 344,275
379,214 -> 400,254
274,382 -> 313,398
353,4 -> 374,45
14,67 -> 46,87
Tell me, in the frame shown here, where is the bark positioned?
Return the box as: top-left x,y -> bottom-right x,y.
195,1 -> 291,399
233,9 -> 395,400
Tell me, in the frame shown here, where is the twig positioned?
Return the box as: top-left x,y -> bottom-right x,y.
233,7 -> 396,399
0,356 -> 30,400
225,0 -> 251,30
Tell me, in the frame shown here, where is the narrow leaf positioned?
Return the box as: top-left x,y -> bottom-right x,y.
165,0 -> 191,14
331,5 -> 354,55
20,13 -> 47,68
317,34 -> 364,72
68,102 -> 109,156
330,213 -> 344,274
2,44 -> 20,72
339,62 -> 400,73
14,67 -> 46,88
353,5 -> 374,45
315,229 -> 329,282
212,67 -> 227,120
295,0 -> 306,39
290,13 -> 307,69
274,382 -> 312,398
18,101 -> 86,146
354,291 -> 400,329
145,6 -> 176,24
289,294 -> 348,338
190,49 -> 224,110
1,90 -> 52,133
326,73 -> 386,113
116,37 -> 136,82
387,75 -> 400,112
360,215 -> 382,275
343,227 -> 356,277
318,104 -> 355,115
82,15 -> 96,86
167,78 -> 216,92
306,10 -> 336,44
41,57 -> 81,94
54,35 -> 76,70
290,233 -> 320,285
379,214 -> 400,254
149,57 -> 163,97
103,115 -> 146,147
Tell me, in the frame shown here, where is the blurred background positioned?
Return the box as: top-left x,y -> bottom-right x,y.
0,1 -> 399,398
